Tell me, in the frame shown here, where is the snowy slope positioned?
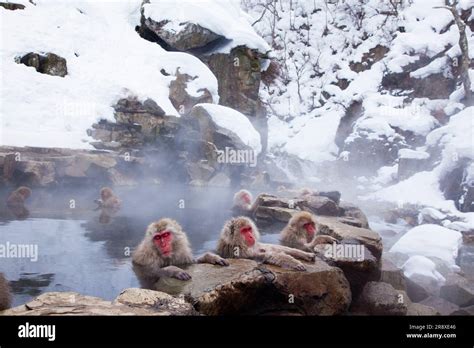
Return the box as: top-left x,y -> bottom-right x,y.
0,0 -> 219,149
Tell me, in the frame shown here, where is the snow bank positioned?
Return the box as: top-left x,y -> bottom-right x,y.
402,255 -> 446,283
0,0 -> 219,149
143,0 -> 270,54
398,149 -> 430,160
197,103 -> 262,154
390,224 -> 462,266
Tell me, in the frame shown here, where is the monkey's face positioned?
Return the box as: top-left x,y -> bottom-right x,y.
241,192 -> 252,204
232,218 -> 258,247
152,230 -> 173,257
101,188 -> 113,200
240,225 -> 255,247
18,187 -> 31,199
299,218 -> 316,241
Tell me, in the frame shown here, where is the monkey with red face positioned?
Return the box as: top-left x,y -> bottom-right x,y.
95,187 -> 121,224
232,189 -> 259,216
133,218 -> 228,286
216,216 -> 314,271
280,211 -> 338,252
6,186 -> 31,219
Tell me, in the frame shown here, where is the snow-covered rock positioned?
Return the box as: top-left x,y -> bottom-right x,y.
401,255 -> 445,284
390,224 -> 462,267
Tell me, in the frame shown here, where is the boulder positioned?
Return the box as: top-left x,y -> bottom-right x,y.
440,273 -> 474,307
419,296 -> 460,316
397,149 -> 430,180
317,216 -> 383,259
0,2 -> 25,10
152,259 -> 351,315
405,277 -> 431,303
338,201 -> 369,228
15,160 -> 56,187
301,196 -> 340,216
314,240 -> 380,298
440,161 -> 474,213
18,52 -> 68,77
451,305 -> 474,316
407,302 -> 440,316
380,257 -> 406,291
351,282 -> 408,315
1,290 -> 194,316
169,70 -> 213,115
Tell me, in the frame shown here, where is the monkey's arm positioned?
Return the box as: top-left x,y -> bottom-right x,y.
260,243 -> 314,262
306,235 -> 339,249
195,252 -> 229,266
252,249 -> 306,271
159,265 -> 192,281
133,261 -> 191,281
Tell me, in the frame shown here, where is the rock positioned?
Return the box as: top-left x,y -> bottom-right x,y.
339,201 -> 370,228
462,229 -> 474,244
15,160 -> 56,187
418,207 -> 446,225
0,290 -> 194,316
301,196 -> 340,216
398,149 -> 430,180
139,7 -> 224,52
440,161 -> 474,213
186,162 -> 215,182
315,240 -> 380,298
405,277 -> 430,303
18,52 -> 68,77
114,288 -> 196,315
420,296 -> 460,315
407,302 -> 440,316
451,305 -> 474,315
0,2 -> 25,10
169,70 -> 213,115
317,216 -> 383,259
380,257 -> 406,291
255,206 -> 297,223
0,273 -> 11,311
351,282 -> 407,315
440,273 -> 474,307
207,172 -> 231,187
152,259 -> 351,315
349,45 -> 389,73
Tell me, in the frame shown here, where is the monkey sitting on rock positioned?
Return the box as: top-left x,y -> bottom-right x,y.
132,218 -> 228,288
216,216 -> 315,271
280,211 -> 339,252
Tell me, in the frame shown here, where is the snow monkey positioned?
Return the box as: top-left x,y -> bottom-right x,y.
95,187 -> 121,212
280,211 -> 339,252
232,189 -> 257,215
216,216 -> 315,271
0,273 -> 12,311
6,186 -> 32,219
133,218 -> 228,285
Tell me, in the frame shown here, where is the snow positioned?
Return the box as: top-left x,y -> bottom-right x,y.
143,0 -> 270,55
390,224 -> 462,267
398,149 -> 430,160
402,255 -> 446,283
0,0 -> 221,149
196,103 -> 262,154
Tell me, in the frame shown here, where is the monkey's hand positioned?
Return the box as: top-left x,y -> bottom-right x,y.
161,266 -> 192,281
313,235 -> 339,246
196,252 -> 230,266
264,253 -> 307,271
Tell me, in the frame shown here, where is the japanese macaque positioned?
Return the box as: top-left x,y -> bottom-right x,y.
6,186 -> 31,219
0,273 -> 12,311
133,218 -> 228,287
232,189 -> 257,215
216,216 -> 315,271
280,211 -> 339,252
95,187 -> 121,224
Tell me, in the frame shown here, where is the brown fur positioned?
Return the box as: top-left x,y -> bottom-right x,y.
280,211 -> 338,252
6,186 -> 31,208
216,216 -> 314,271
0,273 -> 12,311
133,218 -> 227,287
98,187 -> 121,211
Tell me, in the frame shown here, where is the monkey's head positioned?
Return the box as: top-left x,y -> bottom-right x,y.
146,218 -> 184,258
16,187 -> 32,199
100,187 -> 114,200
223,216 -> 260,249
233,189 -> 253,209
289,212 -> 317,242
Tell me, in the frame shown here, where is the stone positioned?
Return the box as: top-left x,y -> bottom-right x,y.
0,290 -> 193,316
440,273 -> 474,307
351,282 -> 408,315
380,257 -> 406,291
338,201 -> 370,228
169,70 -> 213,115
407,302 -> 440,316
405,277 -> 430,303
15,160 -> 56,186
419,296 -> 460,316
451,305 -> 474,315
152,259 -> 351,315
317,216 -> 383,259
301,196 -> 340,216
0,2 -> 25,10
18,52 -> 68,77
